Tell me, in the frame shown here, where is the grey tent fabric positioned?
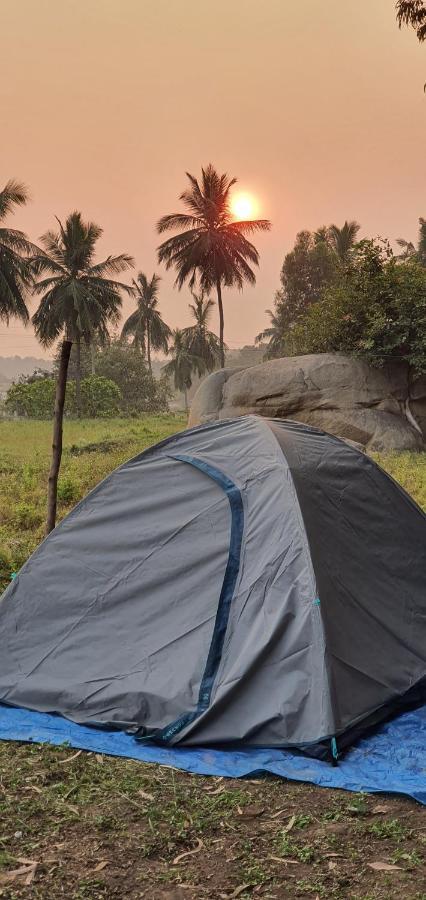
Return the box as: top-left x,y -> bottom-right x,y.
0,415 -> 425,761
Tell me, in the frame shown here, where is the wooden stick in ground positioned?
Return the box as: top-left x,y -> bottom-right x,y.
46,338 -> 72,534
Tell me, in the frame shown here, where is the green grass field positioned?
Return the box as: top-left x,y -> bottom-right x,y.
0,417 -> 425,898
0,415 -> 186,592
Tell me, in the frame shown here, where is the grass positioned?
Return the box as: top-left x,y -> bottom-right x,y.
0,416 -> 425,897
0,415 -> 186,592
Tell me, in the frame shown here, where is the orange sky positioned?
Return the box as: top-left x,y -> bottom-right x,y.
1,0 -> 425,358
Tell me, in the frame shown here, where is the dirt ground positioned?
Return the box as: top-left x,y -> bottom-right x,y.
0,741 -> 425,899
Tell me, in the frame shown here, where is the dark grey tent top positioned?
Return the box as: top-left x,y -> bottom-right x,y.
0,416 -> 425,761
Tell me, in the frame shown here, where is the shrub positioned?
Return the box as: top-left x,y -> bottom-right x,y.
80,376 -> 121,418
57,477 -> 79,505
288,241 -> 426,376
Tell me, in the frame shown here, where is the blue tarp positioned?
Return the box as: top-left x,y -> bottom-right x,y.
0,703 -> 425,804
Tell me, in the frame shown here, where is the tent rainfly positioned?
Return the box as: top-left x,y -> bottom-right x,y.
0,416 -> 425,762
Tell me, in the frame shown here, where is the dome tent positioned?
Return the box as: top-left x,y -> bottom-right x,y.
0,415 -> 425,762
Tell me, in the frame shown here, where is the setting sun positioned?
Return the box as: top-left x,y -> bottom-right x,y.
231,191 -> 257,220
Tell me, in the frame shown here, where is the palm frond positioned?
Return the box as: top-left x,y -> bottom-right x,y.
0,180 -> 29,221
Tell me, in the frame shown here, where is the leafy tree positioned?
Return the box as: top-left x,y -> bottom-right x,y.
261,230 -> 338,358
32,211 -> 133,532
0,180 -> 37,325
182,294 -> 221,374
6,376 -> 56,418
94,339 -> 171,414
287,240 -> 426,376
396,0 -> 426,42
328,220 -> 361,263
121,272 -> 171,372
162,329 -> 203,411
157,164 -> 271,368
80,375 -> 121,417
8,374 -> 117,418
5,374 -> 121,419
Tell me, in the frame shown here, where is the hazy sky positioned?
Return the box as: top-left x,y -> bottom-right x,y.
1,0 -> 425,358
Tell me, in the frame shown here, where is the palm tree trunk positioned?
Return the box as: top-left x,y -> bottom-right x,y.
90,341 -> 96,376
75,335 -> 82,417
184,386 -> 188,413
147,328 -> 152,374
216,277 -> 225,368
46,339 -> 72,535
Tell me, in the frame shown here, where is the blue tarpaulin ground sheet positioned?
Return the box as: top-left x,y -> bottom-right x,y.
0,703 -> 425,804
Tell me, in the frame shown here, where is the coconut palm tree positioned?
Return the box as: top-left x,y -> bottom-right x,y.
396,1 -> 426,42
417,217 -> 426,264
157,164 -> 271,368
0,179 -> 37,324
162,328 -> 203,412
328,221 -> 361,264
313,226 -> 330,246
32,211 -> 134,533
396,237 -> 416,260
121,272 -> 171,372
255,308 -> 286,360
182,293 -> 221,375
396,218 -> 426,265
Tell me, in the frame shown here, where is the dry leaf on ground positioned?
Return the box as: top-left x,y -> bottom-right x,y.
219,884 -> 253,899
367,861 -> 403,871
172,838 -> 204,865
58,750 -> 82,764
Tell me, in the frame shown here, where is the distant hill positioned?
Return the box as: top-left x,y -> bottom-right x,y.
0,356 -> 53,381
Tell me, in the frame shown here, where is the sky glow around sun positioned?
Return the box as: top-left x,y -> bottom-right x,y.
231,192 -> 257,220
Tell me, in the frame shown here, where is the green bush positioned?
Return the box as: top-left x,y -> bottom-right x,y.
80,376 -> 121,418
57,476 -> 79,505
5,377 -> 56,418
12,501 -> 43,530
6,375 -> 122,419
288,241 -> 426,376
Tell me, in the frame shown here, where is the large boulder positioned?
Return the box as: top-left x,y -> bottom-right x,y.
189,354 -> 426,452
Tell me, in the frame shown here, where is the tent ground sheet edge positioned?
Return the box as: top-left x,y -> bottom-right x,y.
0,703 -> 425,805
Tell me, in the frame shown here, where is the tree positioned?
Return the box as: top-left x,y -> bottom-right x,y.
5,373 -> 121,418
287,240 -> 426,377
396,0 -> 426,42
80,376 -> 121,418
162,329 -> 203,412
397,218 -> 426,265
255,308 -> 287,359
94,339 -> 171,414
157,164 -> 271,368
260,230 -> 338,359
0,180 -> 37,325
328,220 -> 361,264
32,211 -> 133,533
32,212 -> 133,417
121,272 -> 171,372
182,293 -> 222,374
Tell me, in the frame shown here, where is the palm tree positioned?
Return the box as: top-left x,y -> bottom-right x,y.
121,272 -> 171,372
417,217 -> 426,264
157,164 -> 271,368
162,328 -> 203,412
396,218 -> 426,265
32,211 -> 134,533
396,237 -> 416,260
313,226 -> 330,246
255,308 -> 286,360
0,179 -> 37,324
182,293 -> 222,375
328,221 -> 361,263
396,1 -> 426,42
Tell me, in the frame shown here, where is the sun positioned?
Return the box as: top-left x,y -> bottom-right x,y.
230,192 -> 257,220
